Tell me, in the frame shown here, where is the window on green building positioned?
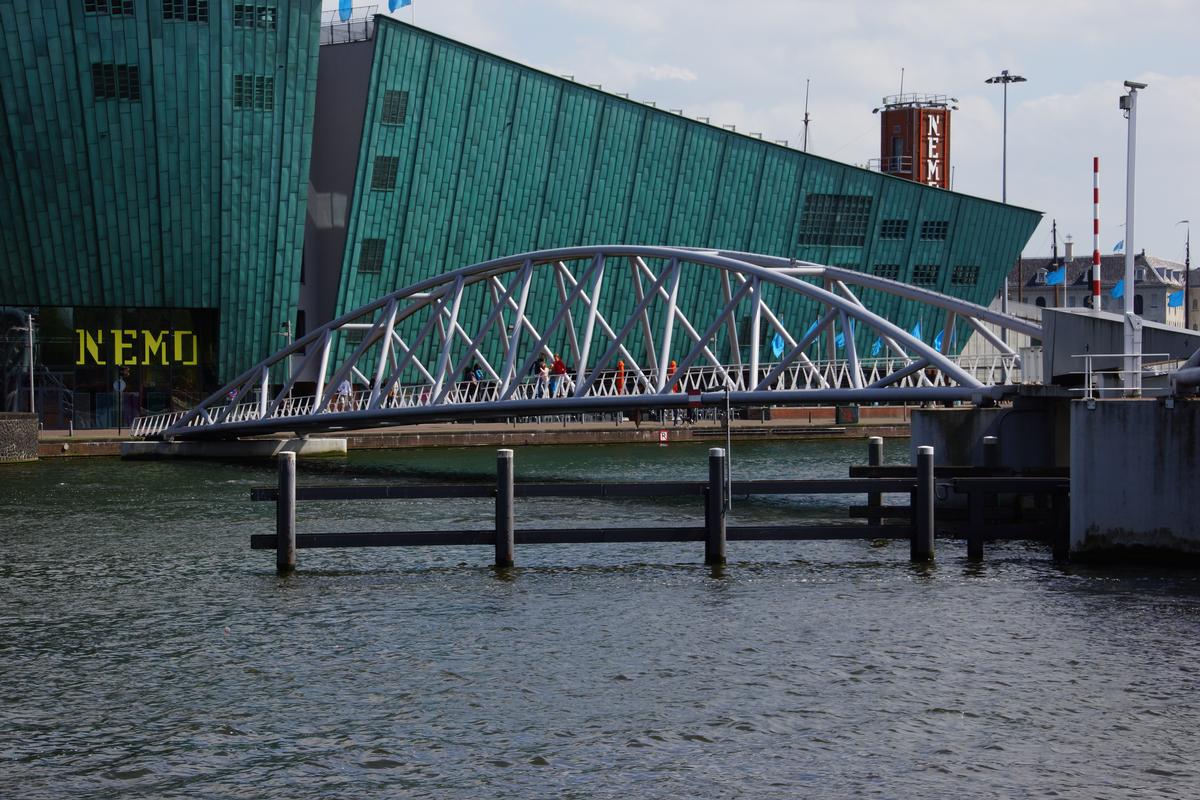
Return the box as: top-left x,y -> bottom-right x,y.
919,220 -> 949,240
950,265 -> 979,286
797,194 -> 873,247
913,264 -> 941,286
233,75 -> 274,111
873,264 -> 901,281
879,219 -> 908,240
163,0 -> 208,22
382,90 -> 409,125
234,3 -> 277,30
358,239 -> 387,274
371,156 -> 400,191
85,0 -> 134,14
91,63 -> 141,101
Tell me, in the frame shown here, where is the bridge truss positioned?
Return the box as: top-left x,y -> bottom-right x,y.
134,246 -> 1041,440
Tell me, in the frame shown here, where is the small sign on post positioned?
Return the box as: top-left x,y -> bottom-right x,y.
658,429 -> 669,445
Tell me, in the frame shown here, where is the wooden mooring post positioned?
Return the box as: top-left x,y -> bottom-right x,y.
866,436 -> 883,528
706,447 -> 727,565
495,448 -> 515,567
276,451 -> 296,574
912,445 -> 935,562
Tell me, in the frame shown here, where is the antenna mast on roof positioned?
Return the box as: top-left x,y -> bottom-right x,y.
802,79 -> 811,152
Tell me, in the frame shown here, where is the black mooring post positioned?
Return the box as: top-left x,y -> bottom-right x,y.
982,435 -> 1000,469
706,447 -> 727,565
912,445 -> 935,562
867,436 -> 883,529
967,488 -> 985,561
495,449 -> 515,568
276,450 -> 296,574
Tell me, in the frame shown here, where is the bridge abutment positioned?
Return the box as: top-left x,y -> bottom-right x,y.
121,437 -> 347,460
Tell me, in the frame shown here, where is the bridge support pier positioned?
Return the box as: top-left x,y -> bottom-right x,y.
495,449 -> 515,568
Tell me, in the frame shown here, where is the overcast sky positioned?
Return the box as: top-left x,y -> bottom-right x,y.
325,0 -> 1199,263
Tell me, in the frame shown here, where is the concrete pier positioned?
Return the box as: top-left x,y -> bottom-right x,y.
1071,399 -> 1200,560
121,437 -> 347,460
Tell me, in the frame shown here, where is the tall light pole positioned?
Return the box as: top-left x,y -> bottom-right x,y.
1179,220 -> 1191,330
985,70 -> 1027,330
1120,80 -> 1147,395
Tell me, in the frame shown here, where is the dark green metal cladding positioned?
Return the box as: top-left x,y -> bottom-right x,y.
0,0 -> 321,379
336,18 -> 1040,362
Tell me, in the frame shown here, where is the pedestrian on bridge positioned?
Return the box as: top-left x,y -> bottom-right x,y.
550,353 -> 567,397
616,359 -> 625,395
535,357 -> 549,398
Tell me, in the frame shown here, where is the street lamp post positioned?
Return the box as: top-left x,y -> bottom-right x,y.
985,70 -> 1027,334
1120,80 -> 1147,395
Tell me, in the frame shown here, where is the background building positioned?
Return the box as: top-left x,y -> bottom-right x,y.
1012,252 -> 1186,327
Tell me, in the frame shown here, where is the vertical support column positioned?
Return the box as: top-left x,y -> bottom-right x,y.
276,451 -> 296,574
912,445 -> 935,562
706,447 -> 727,565
495,449 -> 515,568
867,436 -> 883,529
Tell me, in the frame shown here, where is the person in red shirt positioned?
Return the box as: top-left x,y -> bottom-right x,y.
550,353 -> 568,397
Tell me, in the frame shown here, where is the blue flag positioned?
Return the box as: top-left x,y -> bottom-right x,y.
1111,279 -> 1124,299
835,332 -> 845,349
339,0 -> 352,21
1113,239 -> 1125,253
910,320 -> 922,341
871,337 -> 883,356
1169,290 -> 1184,307
1046,266 -> 1066,285
389,0 -> 412,10
933,329 -> 944,351
771,331 -> 785,358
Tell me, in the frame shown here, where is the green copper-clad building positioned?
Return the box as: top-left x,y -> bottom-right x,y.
306,17 -> 1039,370
1,7 -> 1040,427
0,0 -> 321,426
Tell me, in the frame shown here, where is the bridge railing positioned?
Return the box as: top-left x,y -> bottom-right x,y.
130,352 -> 1024,438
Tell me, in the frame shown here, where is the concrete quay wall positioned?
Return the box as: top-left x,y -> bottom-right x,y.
1071,399 -> 1200,560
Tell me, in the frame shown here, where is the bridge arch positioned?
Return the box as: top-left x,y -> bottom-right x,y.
134,246 -> 1039,440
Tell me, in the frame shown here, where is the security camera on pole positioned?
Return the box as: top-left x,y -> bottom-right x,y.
1119,80 -> 1147,396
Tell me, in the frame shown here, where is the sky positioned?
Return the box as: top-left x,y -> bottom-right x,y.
324,0 -> 1199,263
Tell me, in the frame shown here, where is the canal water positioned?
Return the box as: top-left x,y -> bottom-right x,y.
2,439 -> 1199,798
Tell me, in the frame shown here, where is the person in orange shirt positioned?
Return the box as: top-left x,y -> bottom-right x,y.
616,359 -> 625,395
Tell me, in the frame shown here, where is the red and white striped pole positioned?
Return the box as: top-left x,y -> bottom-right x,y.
1092,156 -> 1102,313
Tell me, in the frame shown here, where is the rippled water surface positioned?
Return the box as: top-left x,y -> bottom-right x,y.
3,439 -> 1200,798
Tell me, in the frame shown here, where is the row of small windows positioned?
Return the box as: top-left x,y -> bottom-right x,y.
871,263 -> 977,287
233,74 -> 274,110
799,200 -> 950,248
163,0 -> 208,22
92,63 -> 140,100
234,3 -> 278,29
797,194 -> 873,247
382,90 -> 409,125
85,1 -> 275,27
85,0 -> 133,14
359,239 -> 387,273
371,156 -> 400,191
912,264 -> 940,286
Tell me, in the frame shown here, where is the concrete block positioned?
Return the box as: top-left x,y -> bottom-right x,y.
1071,399 -> 1200,559
120,437 -> 347,460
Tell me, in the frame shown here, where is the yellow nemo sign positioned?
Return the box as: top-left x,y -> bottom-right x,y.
76,329 -> 199,366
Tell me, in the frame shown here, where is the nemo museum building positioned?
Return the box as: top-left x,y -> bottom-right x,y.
0,4 -> 1040,428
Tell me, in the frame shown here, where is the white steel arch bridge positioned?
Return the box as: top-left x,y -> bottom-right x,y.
132,246 -> 1041,441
